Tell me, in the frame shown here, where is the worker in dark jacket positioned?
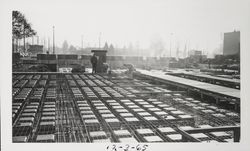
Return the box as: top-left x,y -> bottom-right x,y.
90,54 -> 98,74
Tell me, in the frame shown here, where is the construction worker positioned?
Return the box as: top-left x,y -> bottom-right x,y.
90,54 -> 98,74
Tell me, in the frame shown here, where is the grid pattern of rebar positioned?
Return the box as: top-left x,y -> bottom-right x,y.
12,73 -> 240,143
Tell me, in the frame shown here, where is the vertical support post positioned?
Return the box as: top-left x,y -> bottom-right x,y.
216,97 -> 220,105
234,104 -> 238,112
181,135 -> 187,142
234,127 -> 240,142
200,93 -> 204,100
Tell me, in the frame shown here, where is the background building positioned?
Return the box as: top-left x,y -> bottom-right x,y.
223,31 -> 240,56
188,50 -> 207,64
189,50 -> 202,56
28,45 -> 44,56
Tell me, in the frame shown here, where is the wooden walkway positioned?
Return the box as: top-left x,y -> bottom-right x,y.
135,69 -> 240,100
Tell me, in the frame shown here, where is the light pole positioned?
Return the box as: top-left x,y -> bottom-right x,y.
81,35 -> 83,50
43,38 -> 45,53
169,33 -> 173,58
99,32 -> 101,48
48,37 -> 50,53
53,26 -> 55,54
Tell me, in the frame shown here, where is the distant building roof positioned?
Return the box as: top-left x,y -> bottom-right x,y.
91,50 -> 108,53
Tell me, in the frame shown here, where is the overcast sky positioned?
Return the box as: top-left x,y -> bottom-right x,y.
12,0 -> 250,56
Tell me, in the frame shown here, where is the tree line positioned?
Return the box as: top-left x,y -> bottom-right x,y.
12,11 -> 36,52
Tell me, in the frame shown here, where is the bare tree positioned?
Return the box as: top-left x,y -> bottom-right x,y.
69,45 -> 77,52
103,42 -> 109,50
12,11 -> 24,52
12,11 -> 36,52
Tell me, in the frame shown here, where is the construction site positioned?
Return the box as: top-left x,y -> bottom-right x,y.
12,64 -> 240,143
10,7 -> 242,143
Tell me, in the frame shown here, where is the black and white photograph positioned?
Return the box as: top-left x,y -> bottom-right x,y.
1,0 -> 250,150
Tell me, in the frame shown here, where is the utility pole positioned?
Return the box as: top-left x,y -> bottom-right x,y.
169,33 -> 173,58
43,38 -> 46,53
53,26 -> 55,54
183,43 -> 187,58
48,37 -> 50,53
37,36 -> 39,45
99,32 -> 101,48
176,41 -> 180,60
81,35 -> 83,50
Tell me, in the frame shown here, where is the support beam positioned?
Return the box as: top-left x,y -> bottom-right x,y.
175,128 -> 201,142
184,126 -> 240,142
